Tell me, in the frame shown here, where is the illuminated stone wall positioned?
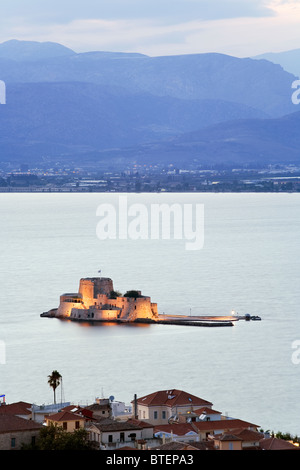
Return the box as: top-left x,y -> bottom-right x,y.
56,294 -> 84,317
55,277 -> 158,321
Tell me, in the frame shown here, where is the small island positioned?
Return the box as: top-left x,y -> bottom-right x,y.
41,276 -> 259,327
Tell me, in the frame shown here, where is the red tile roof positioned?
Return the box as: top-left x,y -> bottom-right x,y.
229,428 -> 264,442
154,423 -> 196,436
61,405 -> 94,420
215,433 -> 243,442
193,407 -> 222,415
136,390 -> 212,408
126,418 -> 154,429
91,419 -> 143,432
259,437 -> 300,450
0,414 -> 41,433
153,441 -> 207,451
115,446 -> 139,450
192,418 -> 259,432
0,401 -> 32,416
46,410 -> 85,422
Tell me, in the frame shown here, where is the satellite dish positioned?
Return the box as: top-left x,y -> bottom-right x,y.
109,395 -> 115,402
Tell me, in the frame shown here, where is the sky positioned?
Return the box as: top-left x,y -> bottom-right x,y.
0,0 -> 300,57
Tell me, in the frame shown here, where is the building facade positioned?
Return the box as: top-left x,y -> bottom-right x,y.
45,410 -> 86,432
0,415 -> 42,450
133,389 -> 213,425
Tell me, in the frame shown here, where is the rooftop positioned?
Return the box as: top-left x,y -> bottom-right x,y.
0,401 -> 32,416
91,418 -> 144,433
154,423 -> 196,437
194,406 -> 222,416
135,389 -> 212,408
192,418 -> 260,432
154,418 -> 260,437
259,437 -> 300,450
0,414 -> 42,434
46,410 -> 85,422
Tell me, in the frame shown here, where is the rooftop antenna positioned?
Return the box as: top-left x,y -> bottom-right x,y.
60,377 -> 65,405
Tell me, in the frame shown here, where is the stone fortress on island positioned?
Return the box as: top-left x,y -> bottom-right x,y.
42,277 -> 158,323
41,275 -> 261,326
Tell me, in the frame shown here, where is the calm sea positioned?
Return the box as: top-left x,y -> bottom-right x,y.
1,192 -> 299,435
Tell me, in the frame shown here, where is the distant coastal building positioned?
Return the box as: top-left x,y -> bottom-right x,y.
43,277 -> 158,322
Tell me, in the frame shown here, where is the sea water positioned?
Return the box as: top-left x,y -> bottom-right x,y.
0,192 -> 299,435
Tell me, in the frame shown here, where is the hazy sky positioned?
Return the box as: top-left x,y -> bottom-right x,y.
0,0 -> 300,56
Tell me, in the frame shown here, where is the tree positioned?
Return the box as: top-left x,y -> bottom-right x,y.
124,290 -> 142,298
48,370 -> 62,404
23,423 -> 97,450
109,290 -> 122,299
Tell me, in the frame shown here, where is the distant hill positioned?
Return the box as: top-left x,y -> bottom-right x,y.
0,40 -> 299,167
0,82 -> 268,164
0,39 -> 75,61
253,49 -> 300,78
112,111 -> 300,167
0,43 -> 296,117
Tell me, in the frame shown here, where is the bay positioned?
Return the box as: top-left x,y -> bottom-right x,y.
0,192 -> 299,435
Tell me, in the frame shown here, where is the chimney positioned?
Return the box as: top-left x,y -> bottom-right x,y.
134,394 -> 138,419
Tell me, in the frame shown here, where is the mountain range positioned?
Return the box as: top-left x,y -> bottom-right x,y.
0,39 -> 299,168
253,49 -> 300,79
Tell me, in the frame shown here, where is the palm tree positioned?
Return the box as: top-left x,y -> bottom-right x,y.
48,370 -> 62,404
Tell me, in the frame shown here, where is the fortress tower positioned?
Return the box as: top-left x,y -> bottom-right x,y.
79,278 -> 114,308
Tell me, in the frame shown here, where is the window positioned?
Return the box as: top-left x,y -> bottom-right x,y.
75,421 -> 80,429
154,411 -> 158,419
162,411 -> 166,420
11,437 -> 16,448
108,435 -> 113,443
63,422 -> 67,430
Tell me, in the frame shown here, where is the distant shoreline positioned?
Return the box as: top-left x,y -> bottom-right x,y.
1,188 -> 300,194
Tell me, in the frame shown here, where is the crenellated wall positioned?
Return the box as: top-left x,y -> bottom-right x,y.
54,277 -> 158,322
56,294 -> 84,317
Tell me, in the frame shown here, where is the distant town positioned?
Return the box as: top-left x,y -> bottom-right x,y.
1,162 -> 300,193
0,386 -> 299,451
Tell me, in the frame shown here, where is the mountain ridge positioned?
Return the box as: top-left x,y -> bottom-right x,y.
0,40 -> 299,168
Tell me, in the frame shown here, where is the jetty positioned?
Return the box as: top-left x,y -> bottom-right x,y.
154,314 -> 237,327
